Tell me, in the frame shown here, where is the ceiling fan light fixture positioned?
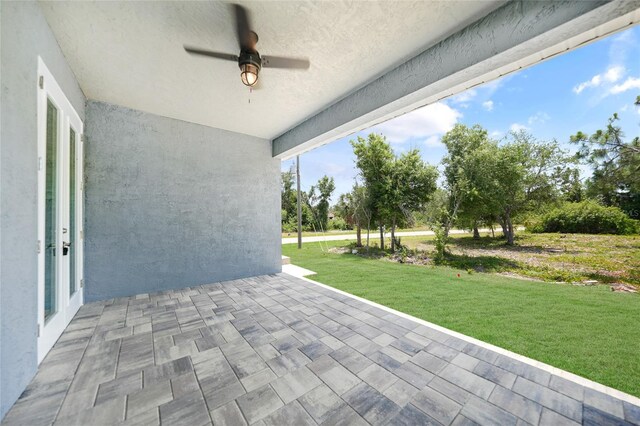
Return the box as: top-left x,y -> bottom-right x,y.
240,62 -> 259,87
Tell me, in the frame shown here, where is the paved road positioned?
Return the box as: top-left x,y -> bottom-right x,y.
282,228 -> 502,244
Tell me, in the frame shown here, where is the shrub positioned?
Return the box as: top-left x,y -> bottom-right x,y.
328,217 -> 348,230
531,201 -> 639,235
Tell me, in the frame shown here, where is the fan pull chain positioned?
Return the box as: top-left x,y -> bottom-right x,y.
248,87 -> 252,104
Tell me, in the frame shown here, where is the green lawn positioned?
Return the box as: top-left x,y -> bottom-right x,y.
283,241 -> 640,397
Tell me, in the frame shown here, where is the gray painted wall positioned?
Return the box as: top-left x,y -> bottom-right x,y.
0,1 -> 86,418
84,101 -> 281,302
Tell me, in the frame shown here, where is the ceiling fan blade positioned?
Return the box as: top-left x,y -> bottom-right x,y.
262,55 -> 310,70
184,46 -> 238,62
232,3 -> 254,49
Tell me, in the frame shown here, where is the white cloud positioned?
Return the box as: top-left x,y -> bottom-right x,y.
450,89 -> 477,104
528,112 -> 550,126
509,123 -> 529,133
610,77 -> 640,94
490,130 -> 503,139
573,66 -> 625,94
424,135 -> 443,147
373,102 -> 462,144
482,100 -> 494,111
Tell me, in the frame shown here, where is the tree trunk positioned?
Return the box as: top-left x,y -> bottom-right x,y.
490,225 -> 495,238
390,220 -> 396,252
366,222 -> 370,250
379,224 -> 385,250
356,224 -> 362,247
499,218 -> 508,240
506,214 -> 515,245
473,223 -> 480,239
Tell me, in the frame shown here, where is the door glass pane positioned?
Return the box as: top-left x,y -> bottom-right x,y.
69,128 -> 77,296
45,99 -> 58,321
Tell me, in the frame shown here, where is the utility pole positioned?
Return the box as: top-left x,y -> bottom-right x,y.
296,155 -> 302,249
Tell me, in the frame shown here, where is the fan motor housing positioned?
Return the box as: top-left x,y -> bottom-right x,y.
238,51 -> 262,71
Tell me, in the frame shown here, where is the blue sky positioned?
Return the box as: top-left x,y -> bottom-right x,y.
282,26 -> 640,202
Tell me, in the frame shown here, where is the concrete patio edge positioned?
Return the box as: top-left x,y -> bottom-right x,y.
281,272 -> 640,408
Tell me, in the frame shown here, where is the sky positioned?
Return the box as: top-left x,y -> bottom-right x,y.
282,26 -> 640,203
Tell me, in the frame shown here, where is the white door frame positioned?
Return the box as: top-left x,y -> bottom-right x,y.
37,57 -> 84,363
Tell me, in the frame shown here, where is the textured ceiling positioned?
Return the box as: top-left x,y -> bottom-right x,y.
40,1 -> 504,139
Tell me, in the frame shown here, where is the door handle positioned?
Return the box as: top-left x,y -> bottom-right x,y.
62,241 -> 71,256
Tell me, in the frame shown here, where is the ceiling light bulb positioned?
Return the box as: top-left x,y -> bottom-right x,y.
240,63 -> 259,87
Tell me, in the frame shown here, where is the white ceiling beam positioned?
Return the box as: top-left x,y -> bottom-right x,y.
273,0 -> 640,159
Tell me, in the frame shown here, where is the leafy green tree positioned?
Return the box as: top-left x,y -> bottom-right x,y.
571,108 -> 639,218
306,175 -> 335,231
441,124 -> 494,240
351,134 -> 395,248
488,132 -> 570,245
384,149 -> 438,251
281,167 -> 297,230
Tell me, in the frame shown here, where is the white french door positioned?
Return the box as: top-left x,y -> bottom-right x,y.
37,57 -> 84,362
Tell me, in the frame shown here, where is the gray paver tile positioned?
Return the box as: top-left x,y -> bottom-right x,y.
451,414 -> 481,426
411,386 -> 462,424
583,404 -> 634,426
548,375 -> 584,402
342,382 -> 401,424
266,349 -> 310,376
96,370 -> 142,404
262,401 -> 315,426
299,340 -> 333,360
209,401 -> 248,426
319,403 -> 369,426
584,388 -> 625,419
472,361 -> 517,389
329,346 -> 373,374
411,350 -> 448,374
241,368 -> 278,393
201,378 -> 246,411
438,363 -> 495,399
489,385 -> 543,425
623,401 -> 640,424
428,376 -> 472,405
171,372 -> 201,399
143,356 -> 192,387
298,384 -> 346,423
461,395 -> 518,426
388,403 -> 441,426
236,385 -> 283,424
159,391 -> 210,426
451,353 -> 481,371
539,408 -> 580,426
395,360 -> 435,389
126,380 -> 173,419
511,377 -> 582,423
119,407 -> 160,426
271,366 -> 322,403
357,363 -> 398,392
383,379 -> 421,407
56,395 -> 126,426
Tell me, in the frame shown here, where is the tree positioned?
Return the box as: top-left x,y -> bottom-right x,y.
488,132 -> 570,245
334,183 -> 372,247
384,149 -> 438,251
281,167 -> 297,230
306,175 -> 335,231
351,134 -> 394,249
571,107 -> 639,217
441,124 -> 493,240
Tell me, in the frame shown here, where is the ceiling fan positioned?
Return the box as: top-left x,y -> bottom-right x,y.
184,3 -> 310,87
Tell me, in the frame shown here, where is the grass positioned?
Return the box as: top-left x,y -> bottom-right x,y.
283,240 -> 640,397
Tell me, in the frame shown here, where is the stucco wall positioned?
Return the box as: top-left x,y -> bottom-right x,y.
83,100 -> 281,302
0,1 -> 86,418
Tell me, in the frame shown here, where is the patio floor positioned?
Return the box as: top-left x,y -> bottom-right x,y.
3,274 -> 639,426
